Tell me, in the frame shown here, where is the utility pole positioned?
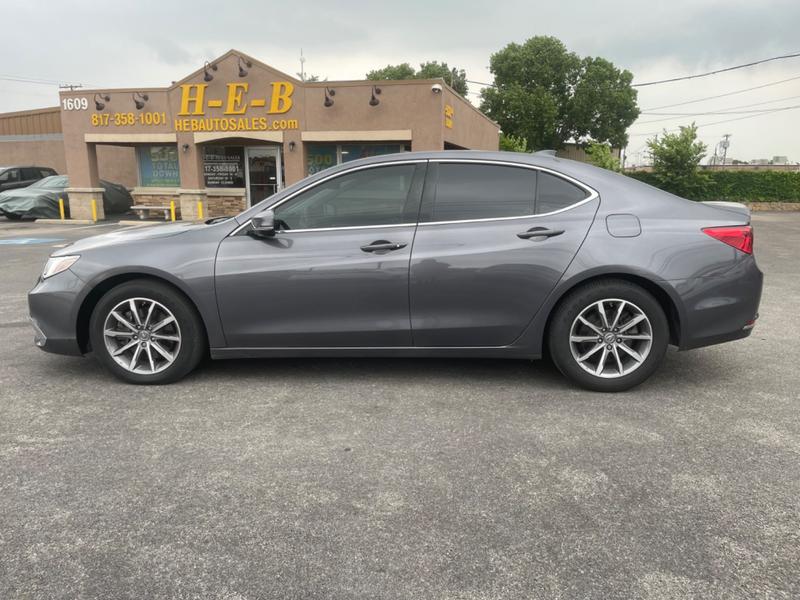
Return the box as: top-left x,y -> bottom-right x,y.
58,83 -> 83,91
720,134 -> 732,165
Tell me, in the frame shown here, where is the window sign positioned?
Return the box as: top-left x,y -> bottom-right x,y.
137,145 -> 180,187
307,144 -> 337,175
203,146 -> 245,187
306,143 -> 408,175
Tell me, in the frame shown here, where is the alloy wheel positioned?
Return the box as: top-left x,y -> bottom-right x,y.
568,298 -> 653,379
102,297 -> 182,374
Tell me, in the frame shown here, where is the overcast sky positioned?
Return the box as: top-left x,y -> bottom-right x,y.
3,0 -> 799,163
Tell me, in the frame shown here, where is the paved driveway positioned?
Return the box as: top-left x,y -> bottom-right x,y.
1,214 -> 798,599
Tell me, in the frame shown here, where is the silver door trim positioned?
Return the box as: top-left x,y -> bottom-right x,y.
229,157 -> 600,236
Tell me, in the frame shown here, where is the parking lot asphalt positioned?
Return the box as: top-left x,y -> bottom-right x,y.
1,214 -> 798,599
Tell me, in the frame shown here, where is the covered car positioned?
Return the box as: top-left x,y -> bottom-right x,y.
0,175 -> 133,219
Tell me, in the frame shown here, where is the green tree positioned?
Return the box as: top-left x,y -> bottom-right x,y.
367,61 -> 468,97
480,36 -> 639,151
585,141 -> 621,172
499,133 -> 529,153
645,123 -> 710,199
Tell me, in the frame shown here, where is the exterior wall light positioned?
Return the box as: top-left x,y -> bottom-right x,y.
182,143 -> 190,153
288,141 -> 296,152
203,61 -> 217,82
238,56 -> 252,78
324,87 -> 335,107
132,92 -> 149,110
369,85 -> 381,107
94,93 -> 110,111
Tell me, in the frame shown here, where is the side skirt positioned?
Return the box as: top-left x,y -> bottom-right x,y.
210,346 -> 541,360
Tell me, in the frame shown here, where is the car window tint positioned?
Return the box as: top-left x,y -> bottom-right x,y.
428,163 -> 536,222
536,172 -> 589,214
21,168 -> 40,180
275,165 -> 416,230
0,169 -> 19,183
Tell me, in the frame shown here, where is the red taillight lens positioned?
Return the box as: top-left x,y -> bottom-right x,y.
702,225 -> 753,254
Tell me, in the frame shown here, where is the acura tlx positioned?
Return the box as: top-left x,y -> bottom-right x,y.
29,151 -> 762,392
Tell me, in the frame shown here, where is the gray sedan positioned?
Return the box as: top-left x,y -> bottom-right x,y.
28,151 -> 763,391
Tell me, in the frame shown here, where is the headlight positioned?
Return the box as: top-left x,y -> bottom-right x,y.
42,255 -> 80,279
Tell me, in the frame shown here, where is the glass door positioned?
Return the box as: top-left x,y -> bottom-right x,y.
245,146 -> 282,206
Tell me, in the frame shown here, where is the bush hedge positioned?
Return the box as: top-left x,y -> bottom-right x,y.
627,170 -> 800,202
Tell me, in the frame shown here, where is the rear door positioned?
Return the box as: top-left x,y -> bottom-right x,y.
20,168 -> 41,187
409,160 -> 599,347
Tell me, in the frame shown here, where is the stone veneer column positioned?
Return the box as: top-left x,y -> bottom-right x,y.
65,188 -> 106,221
178,189 -> 208,221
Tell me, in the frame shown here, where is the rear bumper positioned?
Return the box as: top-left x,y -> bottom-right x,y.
28,269 -> 85,356
674,256 -> 763,351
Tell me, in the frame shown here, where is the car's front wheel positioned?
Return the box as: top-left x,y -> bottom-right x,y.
548,279 -> 669,392
89,279 -> 206,384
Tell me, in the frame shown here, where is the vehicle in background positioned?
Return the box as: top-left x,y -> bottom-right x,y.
0,175 -> 132,220
28,151 -> 763,392
0,166 -> 58,193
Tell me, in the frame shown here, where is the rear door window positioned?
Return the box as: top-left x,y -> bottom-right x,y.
423,163 -> 536,222
22,168 -> 41,180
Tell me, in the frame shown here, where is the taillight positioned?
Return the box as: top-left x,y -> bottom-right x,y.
702,225 -> 753,254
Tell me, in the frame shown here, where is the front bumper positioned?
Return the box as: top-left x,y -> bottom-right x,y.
28,269 -> 85,356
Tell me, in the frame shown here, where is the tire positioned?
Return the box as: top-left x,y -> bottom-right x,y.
548,279 -> 669,392
89,279 -> 206,384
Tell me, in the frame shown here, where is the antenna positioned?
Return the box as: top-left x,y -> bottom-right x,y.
58,83 -> 83,91
299,48 -> 306,82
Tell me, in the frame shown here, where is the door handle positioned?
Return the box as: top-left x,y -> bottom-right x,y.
360,240 -> 408,252
517,227 -> 565,240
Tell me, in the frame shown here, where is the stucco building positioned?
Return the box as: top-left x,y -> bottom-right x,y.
0,50 -> 499,220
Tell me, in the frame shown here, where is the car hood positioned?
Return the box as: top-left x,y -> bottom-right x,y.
53,221 -> 207,256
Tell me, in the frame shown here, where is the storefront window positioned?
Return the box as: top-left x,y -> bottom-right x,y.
137,145 -> 180,187
306,143 -> 408,175
203,146 -> 245,187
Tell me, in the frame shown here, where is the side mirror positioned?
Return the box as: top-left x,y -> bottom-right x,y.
250,209 -> 276,238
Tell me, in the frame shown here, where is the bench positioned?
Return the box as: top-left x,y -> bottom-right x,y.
131,205 -> 172,220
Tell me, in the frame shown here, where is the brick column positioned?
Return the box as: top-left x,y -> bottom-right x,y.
66,188 -> 105,221
178,189 -> 208,221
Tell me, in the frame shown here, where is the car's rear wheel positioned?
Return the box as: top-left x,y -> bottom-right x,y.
548,280 -> 669,392
89,279 -> 206,384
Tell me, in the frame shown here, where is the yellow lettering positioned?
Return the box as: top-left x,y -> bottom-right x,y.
179,84 -> 207,116
269,81 -> 294,114
224,83 -> 249,115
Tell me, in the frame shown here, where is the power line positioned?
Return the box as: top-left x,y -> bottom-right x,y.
641,74 -> 800,110
632,51 -> 800,87
0,73 -> 93,87
636,94 -> 800,124
628,104 -> 800,137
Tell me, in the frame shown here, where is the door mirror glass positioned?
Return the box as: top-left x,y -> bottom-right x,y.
250,209 -> 276,237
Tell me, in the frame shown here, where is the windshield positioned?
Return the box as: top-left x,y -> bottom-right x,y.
30,175 -> 68,189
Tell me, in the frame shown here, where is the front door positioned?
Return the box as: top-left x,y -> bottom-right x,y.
245,146 -> 282,206
410,161 -> 599,347
215,162 -> 426,348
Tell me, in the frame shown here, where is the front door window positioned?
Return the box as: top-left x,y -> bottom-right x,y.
246,147 -> 282,205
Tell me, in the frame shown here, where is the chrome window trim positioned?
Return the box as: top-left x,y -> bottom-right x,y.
228,160 -> 427,236
420,159 -> 599,226
228,157 -> 599,235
